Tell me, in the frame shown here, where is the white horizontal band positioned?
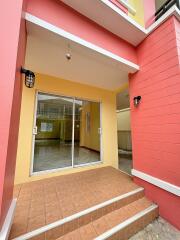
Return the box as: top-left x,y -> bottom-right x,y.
132,169 -> 180,196
95,204 -> 158,240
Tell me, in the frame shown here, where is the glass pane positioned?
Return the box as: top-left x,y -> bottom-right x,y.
74,99 -> 101,166
33,93 -> 73,172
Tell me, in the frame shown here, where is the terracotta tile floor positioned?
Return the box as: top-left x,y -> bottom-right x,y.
57,197 -> 154,240
10,167 -> 139,239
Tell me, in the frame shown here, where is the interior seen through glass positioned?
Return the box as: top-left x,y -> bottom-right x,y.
33,92 -> 101,172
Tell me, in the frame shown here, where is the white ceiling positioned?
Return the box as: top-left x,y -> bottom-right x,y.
25,22 -> 131,90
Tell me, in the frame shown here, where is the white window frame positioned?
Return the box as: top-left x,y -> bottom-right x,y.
30,90 -> 103,176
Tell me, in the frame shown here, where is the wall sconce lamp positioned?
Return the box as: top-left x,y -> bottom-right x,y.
133,96 -> 141,107
21,68 -> 35,88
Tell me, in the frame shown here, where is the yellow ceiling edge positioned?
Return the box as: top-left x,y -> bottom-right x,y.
114,82 -> 128,94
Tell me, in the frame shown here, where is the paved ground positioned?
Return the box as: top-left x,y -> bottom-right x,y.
130,217 -> 180,240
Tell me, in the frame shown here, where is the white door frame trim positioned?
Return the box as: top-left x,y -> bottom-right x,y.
24,13 -> 139,72
132,169 -> 180,196
30,91 -> 103,176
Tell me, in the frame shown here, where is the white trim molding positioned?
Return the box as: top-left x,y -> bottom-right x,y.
118,0 -> 136,15
132,169 -> 180,196
61,1 -> 180,46
147,5 -> 180,34
95,204 -> 158,240
24,13 -> 139,73
0,199 -> 17,240
100,0 -> 145,32
116,107 -> 130,113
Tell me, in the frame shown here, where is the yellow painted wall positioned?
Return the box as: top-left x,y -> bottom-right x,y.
128,0 -> 145,27
80,102 -> 100,152
115,82 -> 128,94
15,73 -> 118,184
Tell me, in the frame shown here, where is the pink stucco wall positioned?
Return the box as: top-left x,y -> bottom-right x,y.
129,16 -> 180,229
0,0 -> 26,229
143,0 -> 156,28
26,0 -> 137,64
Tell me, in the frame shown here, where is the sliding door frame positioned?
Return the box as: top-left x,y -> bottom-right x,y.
30,90 -> 103,176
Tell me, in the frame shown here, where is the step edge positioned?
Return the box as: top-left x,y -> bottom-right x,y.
12,187 -> 144,240
94,204 -> 158,240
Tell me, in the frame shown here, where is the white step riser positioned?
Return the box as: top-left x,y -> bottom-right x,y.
95,205 -> 158,240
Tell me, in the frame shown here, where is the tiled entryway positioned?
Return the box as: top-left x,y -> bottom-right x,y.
10,167 -> 139,239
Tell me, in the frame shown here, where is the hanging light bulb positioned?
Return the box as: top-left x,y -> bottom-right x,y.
65,43 -> 72,61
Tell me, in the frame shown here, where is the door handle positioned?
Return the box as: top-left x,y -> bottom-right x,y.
33,126 -> 38,135
98,128 -> 102,135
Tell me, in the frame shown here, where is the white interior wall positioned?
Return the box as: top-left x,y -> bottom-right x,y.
117,108 -> 132,150
117,108 -> 131,131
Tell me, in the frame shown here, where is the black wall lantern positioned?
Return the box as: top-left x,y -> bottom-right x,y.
21,68 -> 35,88
133,96 -> 141,107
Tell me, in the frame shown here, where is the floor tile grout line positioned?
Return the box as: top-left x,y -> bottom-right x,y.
12,187 -> 144,240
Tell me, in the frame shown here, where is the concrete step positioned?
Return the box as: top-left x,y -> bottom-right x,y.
57,198 -> 158,240
12,188 -> 146,240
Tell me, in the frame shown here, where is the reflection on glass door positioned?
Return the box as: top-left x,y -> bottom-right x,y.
74,99 -> 101,166
32,92 -> 101,173
33,93 -> 73,172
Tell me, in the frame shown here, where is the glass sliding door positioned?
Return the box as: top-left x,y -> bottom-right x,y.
32,92 -> 73,172
74,99 -> 101,166
32,92 -> 101,174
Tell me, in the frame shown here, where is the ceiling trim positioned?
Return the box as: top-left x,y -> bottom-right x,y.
147,6 -> 180,34
100,0 -> 144,32
92,1 -> 180,35
118,0 -> 136,15
24,13 -> 139,73
61,1 -> 180,46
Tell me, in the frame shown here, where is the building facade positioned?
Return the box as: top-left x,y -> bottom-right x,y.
0,0 -> 180,238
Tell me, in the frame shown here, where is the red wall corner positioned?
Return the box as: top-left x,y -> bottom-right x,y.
129,16 -> 180,228
0,0 -> 26,229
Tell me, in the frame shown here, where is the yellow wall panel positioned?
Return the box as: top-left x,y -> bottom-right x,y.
15,73 -> 118,184
80,102 -> 100,151
128,0 -> 145,27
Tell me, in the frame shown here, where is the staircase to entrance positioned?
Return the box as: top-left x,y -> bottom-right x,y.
10,167 -> 158,240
